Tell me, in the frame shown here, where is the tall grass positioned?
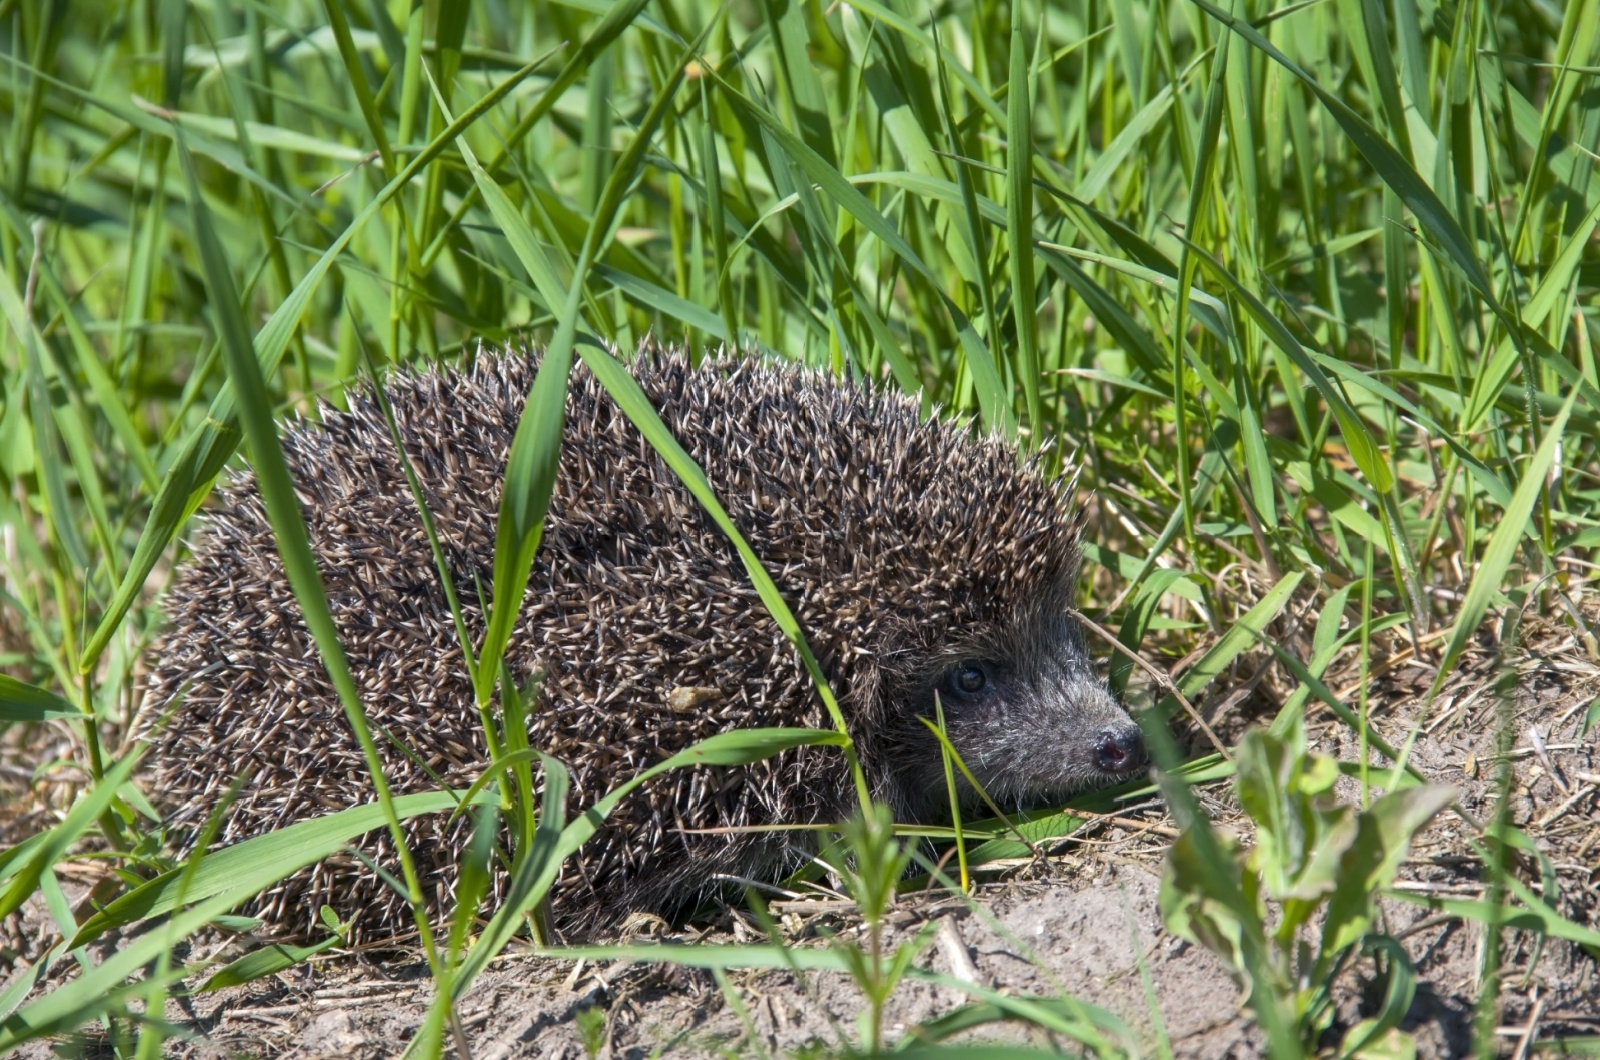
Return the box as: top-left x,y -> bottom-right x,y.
1,0 -> 1597,1054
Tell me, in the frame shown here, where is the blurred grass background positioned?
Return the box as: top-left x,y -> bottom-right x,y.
0,0 -> 1598,1049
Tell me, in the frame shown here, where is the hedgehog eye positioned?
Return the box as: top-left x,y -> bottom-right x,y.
948,664 -> 989,695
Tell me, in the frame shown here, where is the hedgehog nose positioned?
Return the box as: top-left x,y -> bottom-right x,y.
1094,725 -> 1147,774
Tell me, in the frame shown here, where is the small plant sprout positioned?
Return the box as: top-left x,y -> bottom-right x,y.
824,803 -> 929,1054
1159,715 -> 1456,1056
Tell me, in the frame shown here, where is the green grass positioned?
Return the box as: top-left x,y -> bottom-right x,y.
2,0 -> 1598,1055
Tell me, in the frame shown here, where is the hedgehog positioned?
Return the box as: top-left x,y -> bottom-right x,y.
140,346 -> 1146,945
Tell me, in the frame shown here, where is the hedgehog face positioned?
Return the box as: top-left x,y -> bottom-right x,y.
886,614 -> 1146,820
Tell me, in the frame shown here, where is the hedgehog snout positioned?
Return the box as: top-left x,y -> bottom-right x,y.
1092,723 -> 1147,775
1037,676 -> 1144,785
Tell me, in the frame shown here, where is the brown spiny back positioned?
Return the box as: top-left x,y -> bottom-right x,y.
141,347 -> 1082,943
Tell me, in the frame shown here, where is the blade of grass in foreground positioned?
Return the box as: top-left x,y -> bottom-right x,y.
578,345 -> 871,805
1167,6 -> 1232,545
70,788 -> 495,947
465,16 -> 713,708
175,135 -> 441,968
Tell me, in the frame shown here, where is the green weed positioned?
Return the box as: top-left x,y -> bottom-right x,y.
1158,715 -> 1455,1057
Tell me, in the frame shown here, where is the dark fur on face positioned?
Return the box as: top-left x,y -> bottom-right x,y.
141,346 -> 1142,944
879,612 -> 1145,824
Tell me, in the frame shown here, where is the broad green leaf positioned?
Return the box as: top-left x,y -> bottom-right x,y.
1322,784 -> 1457,952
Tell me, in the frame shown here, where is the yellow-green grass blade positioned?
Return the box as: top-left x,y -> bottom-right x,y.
1072,72 -> 1184,204
1428,387 -> 1580,701
5,280 -> 87,574
592,263 -> 731,342
838,0 -> 1007,129
1171,571 -> 1302,708
1464,194 -> 1600,431
930,20 -> 1004,399
5,283 -> 120,588
449,752 -> 571,987
1506,0 -> 1599,258
1038,243 -> 1231,346
763,0 -> 839,171
450,109 -> 570,321
469,17 -> 712,708
547,944 -> 1131,1048
838,8 -> 982,293
902,983 -> 1131,1050
699,83 -> 741,349
155,108 -> 374,163
175,134 -> 440,964
1006,5 -> 1042,436
1388,887 -> 1600,950
1307,352 -> 1512,507
1169,8 -> 1232,544
71,788 -> 496,947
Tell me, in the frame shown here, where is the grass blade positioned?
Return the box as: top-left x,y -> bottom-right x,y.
1428,387 -> 1579,699
174,134 -> 440,965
